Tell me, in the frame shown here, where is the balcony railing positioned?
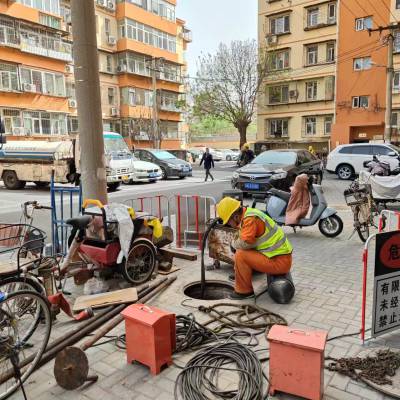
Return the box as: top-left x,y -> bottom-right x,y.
0,23 -> 20,48
182,28 -> 192,42
304,13 -> 336,30
160,98 -> 181,112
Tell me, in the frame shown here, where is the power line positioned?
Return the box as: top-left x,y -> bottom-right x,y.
379,0 -> 399,23
366,0 -> 390,26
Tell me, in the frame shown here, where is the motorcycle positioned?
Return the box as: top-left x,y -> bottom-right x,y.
252,182 -> 343,238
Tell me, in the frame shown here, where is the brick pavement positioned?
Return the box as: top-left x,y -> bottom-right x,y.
9,175 -> 400,400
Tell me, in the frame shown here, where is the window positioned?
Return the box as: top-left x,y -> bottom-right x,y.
104,18 -> 111,36
269,50 -> 290,71
397,0 -> 400,9
307,8 -> 319,27
20,68 -> 65,96
352,146 -> 372,155
392,112 -> 399,128
268,85 -> 289,104
395,31 -> 400,53
326,42 -> 335,62
328,3 -> 336,23
17,0 -> 60,16
352,96 -> 369,108
373,145 -> 395,155
23,111 -> 67,135
0,63 -> 18,91
353,57 -> 371,71
106,55 -> 113,73
307,45 -> 318,65
324,116 -> 333,135
356,17 -> 372,31
306,81 -> 318,100
268,119 -> 289,137
1,109 -> 23,133
270,15 -> 290,35
305,117 -> 317,135
39,14 -> 61,29
108,87 -> 115,105
394,72 -> 400,91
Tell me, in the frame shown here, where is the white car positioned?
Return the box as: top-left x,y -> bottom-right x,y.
220,149 -> 240,161
326,143 -> 400,180
125,156 -> 162,184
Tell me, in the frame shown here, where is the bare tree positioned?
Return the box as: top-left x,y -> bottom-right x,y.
192,40 -> 269,148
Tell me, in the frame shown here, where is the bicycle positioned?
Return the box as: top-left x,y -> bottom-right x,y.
344,180 -> 380,242
0,290 -> 51,399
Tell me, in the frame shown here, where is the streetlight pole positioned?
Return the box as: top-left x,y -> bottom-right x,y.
70,0 -> 108,204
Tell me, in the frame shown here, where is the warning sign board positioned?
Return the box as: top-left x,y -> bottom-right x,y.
372,231 -> 400,338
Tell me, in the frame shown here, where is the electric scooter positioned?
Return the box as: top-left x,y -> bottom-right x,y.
252,182 -> 343,238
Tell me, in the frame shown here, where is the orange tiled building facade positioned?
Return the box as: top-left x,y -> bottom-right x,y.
0,0 -> 191,149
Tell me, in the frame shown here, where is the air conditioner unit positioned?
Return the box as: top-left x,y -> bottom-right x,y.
108,36 -> 117,46
289,90 -> 298,99
117,65 -> 127,73
97,0 -> 106,7
266,34 -> 278,45
107,1 -> 116,11
110,107 -> 119,117
66,65 -> 74,74
68,99 -> 77,108
12,127 -> 25,135
23,83 -> 37,93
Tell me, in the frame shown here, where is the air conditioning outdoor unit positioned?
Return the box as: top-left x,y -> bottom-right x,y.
68,99 -> 77,108
110,107 -> 119,117
266,34 -> 278,45
107,1 -> 116,11
289,90 -> 298,99
23,83 -> 37,93
117,65 -> 127,73
12,127 -> 25,135
66,65 -> 74,73
108,36 -> 117,46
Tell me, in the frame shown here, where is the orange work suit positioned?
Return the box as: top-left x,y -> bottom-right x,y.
234,213 -> 292,294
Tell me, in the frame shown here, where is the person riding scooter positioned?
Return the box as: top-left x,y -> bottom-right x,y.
216,196 -> 293,300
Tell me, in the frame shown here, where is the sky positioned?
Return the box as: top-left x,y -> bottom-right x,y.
176,0 -> 258,77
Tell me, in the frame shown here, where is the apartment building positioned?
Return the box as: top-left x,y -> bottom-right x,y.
0,0 -> 191,149
258,0 -> 397,152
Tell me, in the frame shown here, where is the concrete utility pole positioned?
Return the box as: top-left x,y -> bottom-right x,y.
369,24 -> 399,143
151,58 -> 159,149
70,0 -> 108,204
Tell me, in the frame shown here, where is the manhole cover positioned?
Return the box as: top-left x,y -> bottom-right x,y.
184,280 -> 234,300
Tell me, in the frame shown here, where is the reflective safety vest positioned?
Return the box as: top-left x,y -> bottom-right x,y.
242,208 -> 293,258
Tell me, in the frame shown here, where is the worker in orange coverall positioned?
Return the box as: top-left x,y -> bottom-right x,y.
216,197 -> 293,300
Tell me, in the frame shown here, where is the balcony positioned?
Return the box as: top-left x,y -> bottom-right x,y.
159,95 -> 181,112
304,11 -> 336,31
181,28 -> 192,43
0,20 -> 20,48
20,36 -> 72,61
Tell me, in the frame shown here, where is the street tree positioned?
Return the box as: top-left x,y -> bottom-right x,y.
192,40 -> 269,148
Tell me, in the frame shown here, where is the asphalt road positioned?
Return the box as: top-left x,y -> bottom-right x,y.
0,161 -> 236,233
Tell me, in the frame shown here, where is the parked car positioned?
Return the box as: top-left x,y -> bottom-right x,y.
231,149 -> 323,194
326,143 -> 400,180
192,147 -> 223,161
134,149 -> 192,180
220,149 -> 240,161
188,148 -> 203,161
166,149 -> 194,164
124,154 -> 161,184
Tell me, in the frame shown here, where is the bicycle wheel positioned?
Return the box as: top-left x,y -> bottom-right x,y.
0,290 -> 51,400
0,277 -> 45,345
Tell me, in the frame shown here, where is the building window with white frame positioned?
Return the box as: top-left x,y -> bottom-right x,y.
352,96 -> 369,108
1,108 -> 23,134
326,42 -> 335,62
307,8 -> 319,27
270,15 -> 290,35
397,0 -> 400,9
355,17 -> 373,31
324,115 -> 333,135
305,117 -> 317,136
353,57 -> 371,71
269,50 -> 290,71
0,63 -> 19,92
394,71 -> 400,92
17,0 -> 60,16
268,85 -> 289,104
20,68 -> 65,96
306,81 -> 318,100
268,119 -> 288,137
328,3 -> 336,24
306,45 -> 318,65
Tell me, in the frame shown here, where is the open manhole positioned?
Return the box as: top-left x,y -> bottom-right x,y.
184,280 -> 235,300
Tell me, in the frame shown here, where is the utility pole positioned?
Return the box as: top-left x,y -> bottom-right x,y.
70,0 -> 108,204
151,58 -> 159,149
369,24 -> 399,143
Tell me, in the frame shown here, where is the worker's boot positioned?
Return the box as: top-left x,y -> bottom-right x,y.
229,291 -> 254,300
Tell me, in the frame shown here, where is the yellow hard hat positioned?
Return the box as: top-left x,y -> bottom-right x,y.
243,143 -> 250,150
217,197 -> 241,225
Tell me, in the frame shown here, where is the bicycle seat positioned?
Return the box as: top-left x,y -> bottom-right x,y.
268,188 -> 291,202
66,215 -> 92,230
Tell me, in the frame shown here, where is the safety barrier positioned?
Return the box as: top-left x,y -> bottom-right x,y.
123,195 -> 170,221
378,210 -> 400,232
175,195 -> 216,249
50,176 -> 82,255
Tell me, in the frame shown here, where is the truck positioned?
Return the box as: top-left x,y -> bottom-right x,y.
0,132 -> 136,191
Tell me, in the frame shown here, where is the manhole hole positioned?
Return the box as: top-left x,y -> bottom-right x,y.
184,280 -> 235,300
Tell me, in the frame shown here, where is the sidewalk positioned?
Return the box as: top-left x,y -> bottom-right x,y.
10,176 -> 398,400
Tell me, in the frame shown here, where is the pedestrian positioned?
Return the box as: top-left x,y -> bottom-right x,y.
216,197 -> 293,299
239,143 -> 255,167
308,145 -> 316,155
199,147 -> 214,182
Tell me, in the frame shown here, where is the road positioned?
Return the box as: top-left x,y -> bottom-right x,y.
0,161 -> 236,232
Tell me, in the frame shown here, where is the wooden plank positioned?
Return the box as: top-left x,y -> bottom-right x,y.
158,266 -> 180,275
73,288 -> 138,312
159,247 -> 198,261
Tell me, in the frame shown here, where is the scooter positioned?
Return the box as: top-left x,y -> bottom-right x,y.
252,182 -> 343,238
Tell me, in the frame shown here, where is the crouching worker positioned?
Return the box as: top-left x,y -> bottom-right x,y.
216,197 -> 293,300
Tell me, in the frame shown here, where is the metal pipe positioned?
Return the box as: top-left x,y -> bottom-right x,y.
0,278 -> 168,384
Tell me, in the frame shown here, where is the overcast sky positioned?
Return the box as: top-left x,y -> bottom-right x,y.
176,0 -> 258,77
